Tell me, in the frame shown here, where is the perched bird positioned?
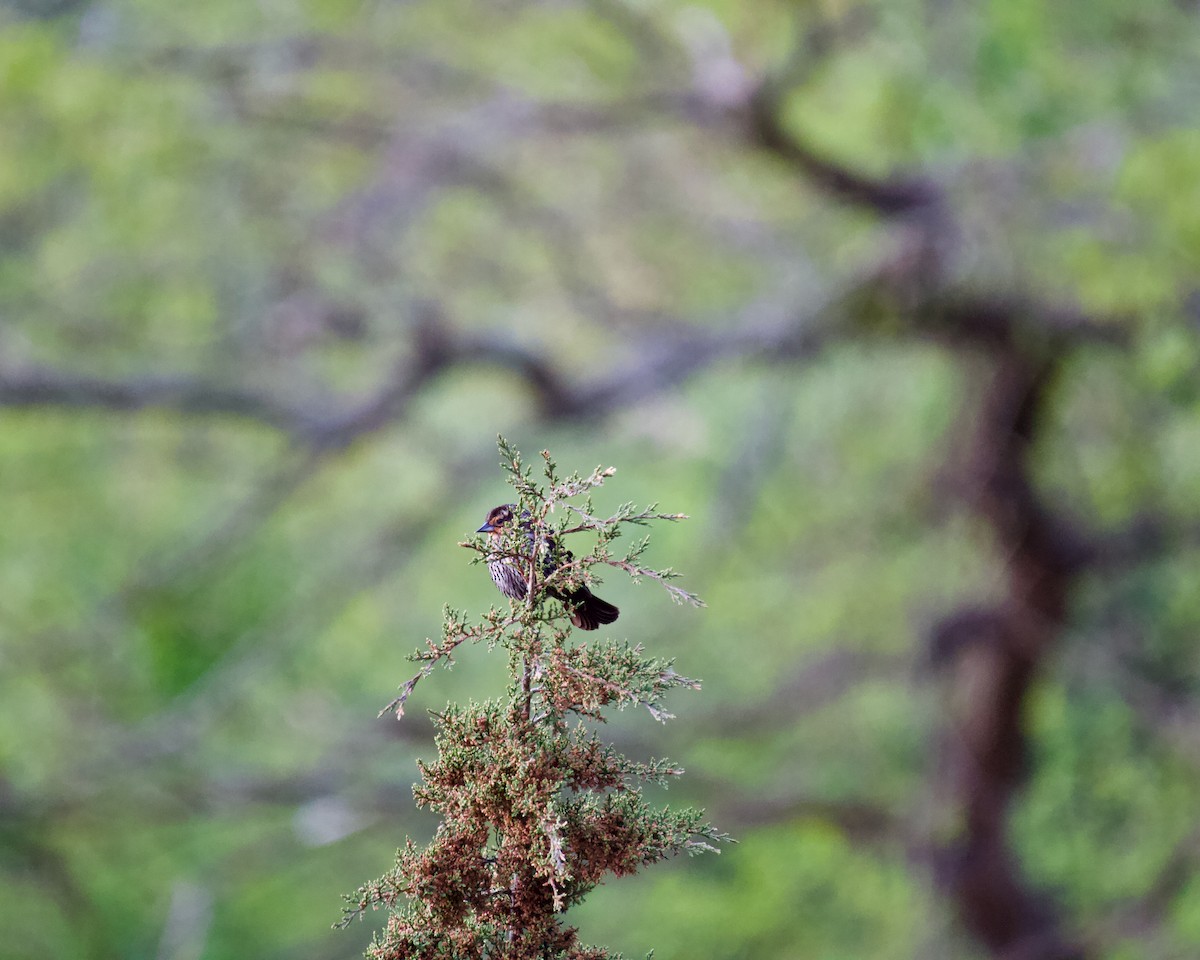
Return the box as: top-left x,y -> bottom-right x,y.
476,504 -> 619,631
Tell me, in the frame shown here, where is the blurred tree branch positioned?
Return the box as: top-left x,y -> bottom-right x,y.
929,351 -> 1089,960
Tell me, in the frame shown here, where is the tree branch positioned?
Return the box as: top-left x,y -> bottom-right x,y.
929,350 -> 1089,960
743,82 -> 940,217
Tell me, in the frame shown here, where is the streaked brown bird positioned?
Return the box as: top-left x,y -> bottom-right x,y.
476,504 -> 619,631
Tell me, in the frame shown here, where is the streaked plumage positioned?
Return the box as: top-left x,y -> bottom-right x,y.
476,504 -> 619,631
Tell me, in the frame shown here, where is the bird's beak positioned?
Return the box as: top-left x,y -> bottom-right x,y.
476,522 -> 494,533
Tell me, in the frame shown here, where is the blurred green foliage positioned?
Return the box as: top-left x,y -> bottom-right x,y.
2,0 -> 1200,958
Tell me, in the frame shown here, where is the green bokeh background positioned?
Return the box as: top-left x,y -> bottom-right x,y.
3,1 -> 1200,957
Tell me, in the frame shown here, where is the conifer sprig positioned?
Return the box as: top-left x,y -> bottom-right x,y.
344,437 -> 728,959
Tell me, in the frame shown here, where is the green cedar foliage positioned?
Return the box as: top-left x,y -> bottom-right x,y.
339,438 -> 728,959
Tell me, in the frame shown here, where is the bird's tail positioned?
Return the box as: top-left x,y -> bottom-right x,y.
566,588 -> 620,631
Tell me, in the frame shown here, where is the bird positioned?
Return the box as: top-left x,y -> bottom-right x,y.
476,504 -> 619,631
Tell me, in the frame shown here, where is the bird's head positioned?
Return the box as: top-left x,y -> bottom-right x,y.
477,503 -> 517,535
